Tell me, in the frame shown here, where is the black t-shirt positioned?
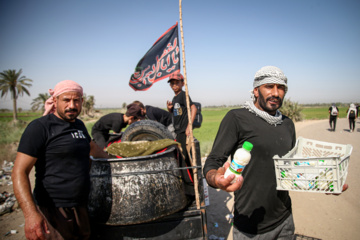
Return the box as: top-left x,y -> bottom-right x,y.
18,114 -> 91,207
204,109 -> 296,234
91,113 -> 126,133
172,91 -> 193,134
145,105 -> 172,126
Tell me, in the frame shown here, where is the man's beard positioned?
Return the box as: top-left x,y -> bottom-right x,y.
59,108 -> 80,121
257,90 -> 283,114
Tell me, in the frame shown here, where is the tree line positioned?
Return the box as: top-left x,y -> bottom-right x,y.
0,69 -> 95,121
3,69 -> 355,123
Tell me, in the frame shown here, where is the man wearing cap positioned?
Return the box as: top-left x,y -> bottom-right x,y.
203,66 -> 296,239
91,103 -> 144,149
12,80 -> 109,239
167,72 -> 197,198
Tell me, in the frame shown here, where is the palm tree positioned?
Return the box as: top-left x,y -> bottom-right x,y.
0,69 -> 33,121
31,93 -> 50,112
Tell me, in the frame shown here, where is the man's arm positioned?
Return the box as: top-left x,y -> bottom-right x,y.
166,100 -> 173,112
12,152 -> 50,239
90,140 -> 110,159
190,104 -> 197,123
203,110 -> 245,192
185,104 -> 198,136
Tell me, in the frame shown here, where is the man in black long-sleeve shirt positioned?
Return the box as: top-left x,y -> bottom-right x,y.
203,66 -> 296,239
204,66 -> 348,239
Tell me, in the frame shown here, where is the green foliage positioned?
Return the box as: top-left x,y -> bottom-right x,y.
0,112 -> 41,123
85,121 -> 96,137
301,106 -> 348,119
31,92 -> 50,112
193,108 -> 234,156
0,69 -> 33,121
280,98 -> 304,122
82,94 -> 96,117
0,121 -> 28,145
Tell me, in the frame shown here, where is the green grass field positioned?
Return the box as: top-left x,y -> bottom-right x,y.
0,106 -> 351,158
193,108 -> 232,155
301,106 -> 348,120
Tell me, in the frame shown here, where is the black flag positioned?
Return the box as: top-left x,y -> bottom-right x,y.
129,22 -> 180,91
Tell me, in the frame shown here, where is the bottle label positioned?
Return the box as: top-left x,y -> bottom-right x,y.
229,160 -> 245,174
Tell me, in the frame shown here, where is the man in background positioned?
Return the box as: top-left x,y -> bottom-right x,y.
167,72 -> 197,198
132,100 -> 175,137
91,103 -> 144,149
328,103 -> 339,132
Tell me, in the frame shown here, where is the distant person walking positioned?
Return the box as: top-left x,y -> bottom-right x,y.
346,103 -> 357,132
328,103 -> 339,132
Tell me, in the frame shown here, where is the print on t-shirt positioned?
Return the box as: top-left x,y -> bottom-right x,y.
174,103 -> 182,116
71,130 -> 87,139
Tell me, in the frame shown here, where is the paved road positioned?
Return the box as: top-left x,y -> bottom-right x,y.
291,118 -> 360,240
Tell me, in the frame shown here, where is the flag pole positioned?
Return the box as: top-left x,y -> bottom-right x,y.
179,0 -> 200,210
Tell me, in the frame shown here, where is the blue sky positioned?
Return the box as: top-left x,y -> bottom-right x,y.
1,0 -> 359,110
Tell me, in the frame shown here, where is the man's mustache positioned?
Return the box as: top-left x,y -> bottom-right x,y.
266,97 -> 282,105
65,108 -> 78,113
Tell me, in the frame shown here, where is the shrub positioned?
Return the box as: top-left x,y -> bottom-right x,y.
280,98 -> 303,122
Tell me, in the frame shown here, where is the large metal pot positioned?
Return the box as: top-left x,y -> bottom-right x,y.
88,147 -> 187,225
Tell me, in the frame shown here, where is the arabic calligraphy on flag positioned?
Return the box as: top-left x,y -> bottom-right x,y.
129,22 -> 180,91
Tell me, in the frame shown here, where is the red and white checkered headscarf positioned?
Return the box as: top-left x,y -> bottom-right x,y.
43,80 -> 83,116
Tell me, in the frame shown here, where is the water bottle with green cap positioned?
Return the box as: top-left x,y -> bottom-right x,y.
224,141 -> 253,184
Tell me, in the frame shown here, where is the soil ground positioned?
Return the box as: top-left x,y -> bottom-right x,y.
0,118 -> 359,240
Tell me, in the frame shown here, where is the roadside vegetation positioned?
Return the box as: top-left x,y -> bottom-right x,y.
0,99 -> 355,163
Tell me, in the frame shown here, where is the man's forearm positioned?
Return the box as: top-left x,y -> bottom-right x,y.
90,141 -> 109,158
12,152 -> 39,218
205,169 -> 219,189
190,105 -> 197,123
12,170 -> 38,218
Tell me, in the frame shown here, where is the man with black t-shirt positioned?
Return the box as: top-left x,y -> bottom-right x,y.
12,80 -> 109,240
